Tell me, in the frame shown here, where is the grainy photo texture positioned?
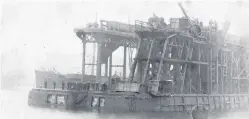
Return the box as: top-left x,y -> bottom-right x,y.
1,0 -> 249,119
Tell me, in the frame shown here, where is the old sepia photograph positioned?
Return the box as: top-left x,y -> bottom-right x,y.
1,0 -> 249,119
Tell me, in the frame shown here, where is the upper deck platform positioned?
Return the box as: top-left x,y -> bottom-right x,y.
74,20 -> 140,47
74,27 -> 137,40
74,20 -> 194,46
73,18 -> 230,48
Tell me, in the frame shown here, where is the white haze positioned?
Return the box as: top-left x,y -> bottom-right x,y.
1,1 -> 249,119
1,0 -> 249,86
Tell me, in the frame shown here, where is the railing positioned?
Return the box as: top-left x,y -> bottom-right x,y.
114,82 -> 140,92
96,19 -> 238,46
134,20 -> 151,32
100,20 -> 135,33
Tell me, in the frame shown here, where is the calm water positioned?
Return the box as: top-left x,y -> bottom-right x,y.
1,88 -> 249,119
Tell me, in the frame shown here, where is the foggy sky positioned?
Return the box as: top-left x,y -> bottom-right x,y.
1,0 -> 249,78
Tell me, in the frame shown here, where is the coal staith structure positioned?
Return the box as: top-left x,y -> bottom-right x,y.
28,2 -> 249,119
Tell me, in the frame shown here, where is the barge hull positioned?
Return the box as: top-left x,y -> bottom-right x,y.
28,89 -> 249,118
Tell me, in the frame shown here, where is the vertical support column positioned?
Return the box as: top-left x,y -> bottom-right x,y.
208,47 -> 212,94
130,36 -> 142,81
221,51 -> 224,94
134,61 -> 143,83
216,50 -> 219,93
189,68 -> 192,93
238,62 -> 241,94
96,43 -> 102,81
237,55 -> 241,94
105,61 -> 108,77
234,54 -> 240,93
91,43 -> 96,75
109,53 -> 112,89
230,52 -> 233,94
82,41 -> 86,82
223,52 -> 226,94
123,45 -> 127,80
189,46 -> 193,94
109,54 -> 112,78
197,45 -> 201,94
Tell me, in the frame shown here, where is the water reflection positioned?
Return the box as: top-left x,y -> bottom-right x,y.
1,89 -> 249,119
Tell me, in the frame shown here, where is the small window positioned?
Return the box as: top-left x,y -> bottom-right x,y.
47,94 -> 57,104
57,95 -> 65,105
91,97 -> 99,107
99,97 -> 105,107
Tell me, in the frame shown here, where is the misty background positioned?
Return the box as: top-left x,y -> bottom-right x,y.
0,0 -> 249,88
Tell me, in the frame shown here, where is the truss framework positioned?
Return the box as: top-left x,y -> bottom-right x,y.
129,21 -> 249,95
